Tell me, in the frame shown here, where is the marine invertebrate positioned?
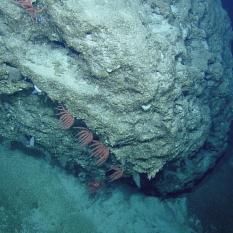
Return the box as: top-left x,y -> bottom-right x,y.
108,165 -> 124,182
56,105 -> 75,129
26,136 -> 35,148
14,0 -> 44,21
90,140 -> 109,166
32,84 -> 42,95
87,179 -> 104,193
75,127 -> 93,147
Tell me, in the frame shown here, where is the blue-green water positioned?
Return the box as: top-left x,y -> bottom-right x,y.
187,134 -> 233,233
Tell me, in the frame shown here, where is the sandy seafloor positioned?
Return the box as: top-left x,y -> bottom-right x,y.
1,131 -> 233,233
0,144 -> 203,233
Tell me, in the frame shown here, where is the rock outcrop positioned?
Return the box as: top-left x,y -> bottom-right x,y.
0,0 -> 232,194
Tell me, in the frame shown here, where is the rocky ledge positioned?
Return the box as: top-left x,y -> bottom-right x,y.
0,0 -> 232,195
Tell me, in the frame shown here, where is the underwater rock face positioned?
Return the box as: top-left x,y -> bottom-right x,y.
0,0 -> 232,193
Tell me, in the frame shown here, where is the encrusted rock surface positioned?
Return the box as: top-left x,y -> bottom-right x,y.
0,0 -> 232,194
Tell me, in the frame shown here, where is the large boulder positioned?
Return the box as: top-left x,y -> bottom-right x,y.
0,0 -> 232,194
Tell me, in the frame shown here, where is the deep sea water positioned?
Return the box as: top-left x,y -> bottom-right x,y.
187,124 -> 233,233
221,0 -> 233,53
221,0 -> 233,24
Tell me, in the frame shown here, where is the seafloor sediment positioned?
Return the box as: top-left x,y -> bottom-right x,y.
0,145 -> 202,233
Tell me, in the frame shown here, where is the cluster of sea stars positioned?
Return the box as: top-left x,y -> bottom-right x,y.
13,0 -> 125,185
55,105 -> 124,182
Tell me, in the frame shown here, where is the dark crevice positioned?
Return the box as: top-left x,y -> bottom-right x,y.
221,0 -> 233,27
140,119 -> 233,198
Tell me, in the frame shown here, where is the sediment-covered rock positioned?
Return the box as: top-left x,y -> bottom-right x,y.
0,0 -> 232,194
